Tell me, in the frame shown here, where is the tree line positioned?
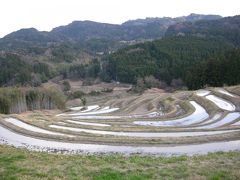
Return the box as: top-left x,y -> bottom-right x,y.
185,49 -> 240,89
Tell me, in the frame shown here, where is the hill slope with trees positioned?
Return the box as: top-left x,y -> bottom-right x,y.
100,36 -> 233,87
0,14 -> 239,90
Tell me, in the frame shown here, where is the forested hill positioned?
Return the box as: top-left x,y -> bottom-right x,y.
100,36 -> 233,86
99,15 -> 240,89
0,14 -> 240,90
165,15 -> 240,46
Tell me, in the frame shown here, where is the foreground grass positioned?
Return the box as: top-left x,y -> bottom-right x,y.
0,145 -> 240,180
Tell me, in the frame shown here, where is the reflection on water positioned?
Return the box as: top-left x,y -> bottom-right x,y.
0,125 -> 240,155
134,101 -> 209,127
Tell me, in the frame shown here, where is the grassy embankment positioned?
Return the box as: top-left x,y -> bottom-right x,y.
0,145 -> 239,180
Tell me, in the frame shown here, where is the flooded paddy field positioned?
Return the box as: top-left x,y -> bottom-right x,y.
0,87 -> 240,155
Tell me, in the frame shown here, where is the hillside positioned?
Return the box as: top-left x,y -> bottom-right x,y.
101,36 -> 233,86
0,14 -> 239,89
99,15 -> 240,89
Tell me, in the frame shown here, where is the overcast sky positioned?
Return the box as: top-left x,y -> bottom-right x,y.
0,0 -> 239,37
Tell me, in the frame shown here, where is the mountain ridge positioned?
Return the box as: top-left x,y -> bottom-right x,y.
0,14 -> 222,45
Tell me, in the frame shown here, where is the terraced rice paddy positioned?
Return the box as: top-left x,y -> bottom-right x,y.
0,87 -> 240,155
